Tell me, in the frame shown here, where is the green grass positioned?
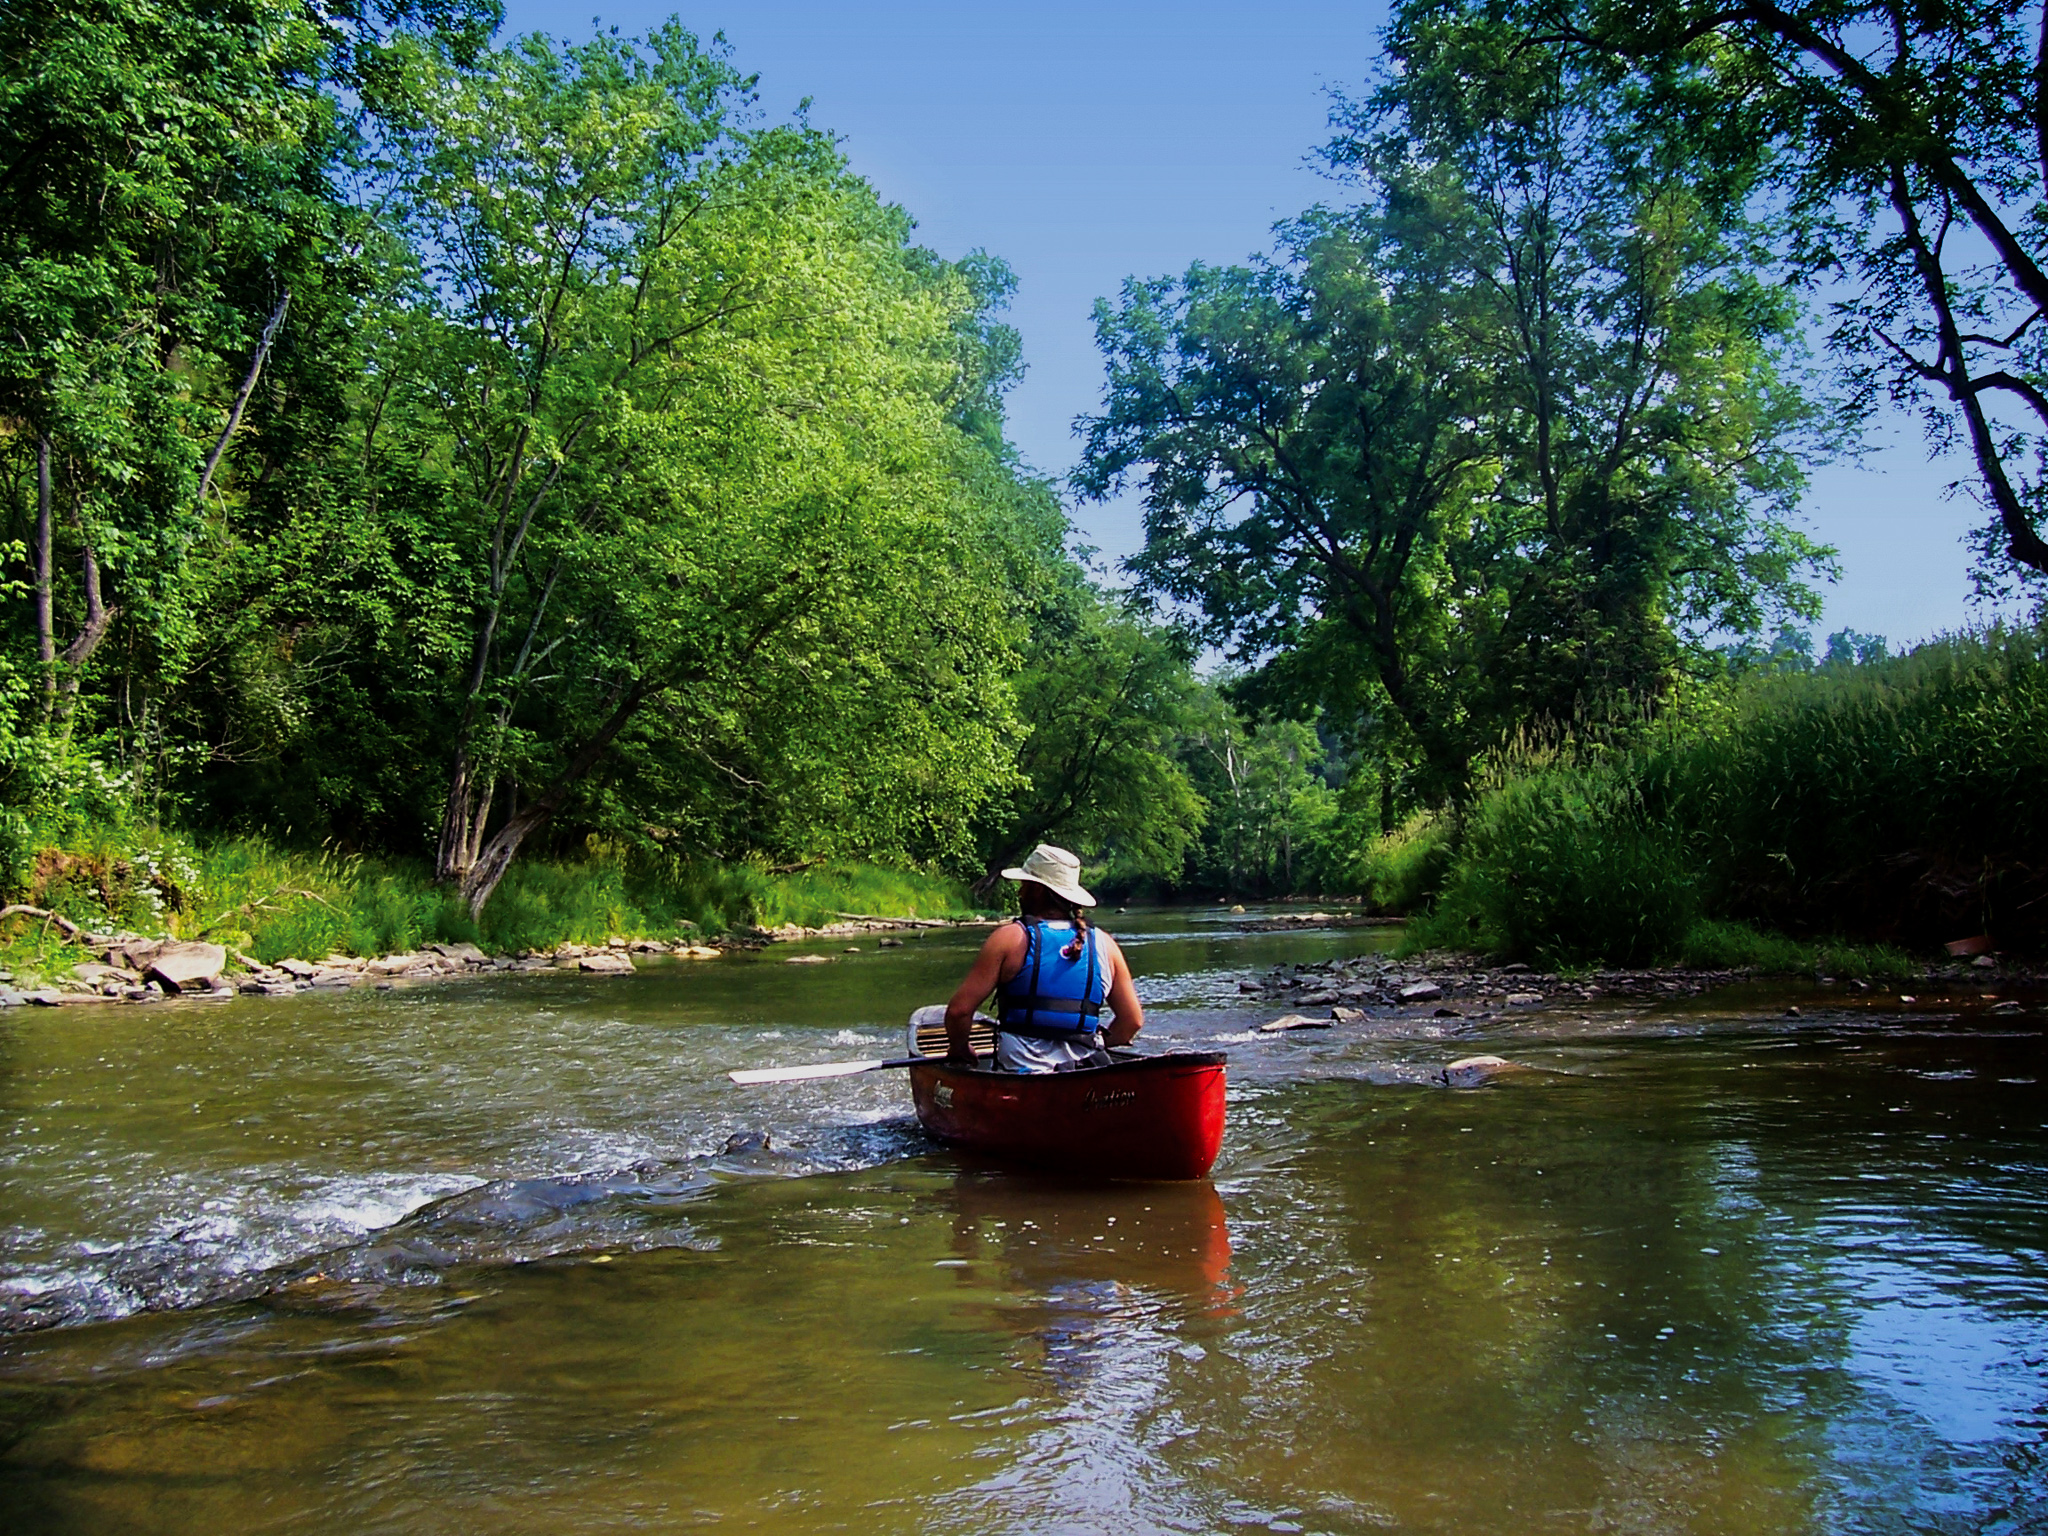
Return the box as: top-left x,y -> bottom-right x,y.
1677,919 -> 1920,981
1,829 -> 988,970
1403,767 -> 1700,969
0,925 -> 94,991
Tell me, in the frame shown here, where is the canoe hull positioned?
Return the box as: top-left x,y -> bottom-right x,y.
908,1052 -> 1227,1181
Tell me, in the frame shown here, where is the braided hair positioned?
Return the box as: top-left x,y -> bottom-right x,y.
1018,880 -> 1092,960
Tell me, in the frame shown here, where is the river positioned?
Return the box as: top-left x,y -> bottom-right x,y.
0,908 -> 2042,1533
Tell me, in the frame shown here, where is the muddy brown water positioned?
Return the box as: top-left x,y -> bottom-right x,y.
0,909 -> 2043,1533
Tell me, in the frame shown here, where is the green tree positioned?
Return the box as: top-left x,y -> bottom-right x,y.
1179,690 -> 1343,897
1539,0 -> 2048,595
365,26 -> 1022,914
0,0 -> 335,745
0,0 -> 496,836
1337,0 -> 1834,726
1080,7 -> 1832,802
1078,232 -> 1500,798
972,577 -> 1206,890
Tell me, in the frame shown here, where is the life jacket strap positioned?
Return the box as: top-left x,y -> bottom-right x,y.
996,1018 -> 1106,1045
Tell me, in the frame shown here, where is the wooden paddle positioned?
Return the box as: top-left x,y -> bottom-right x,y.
728,1056 -> 931,1085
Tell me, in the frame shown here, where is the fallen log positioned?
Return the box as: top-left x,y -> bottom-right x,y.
831,912 -> 966,929
0,904 -> 88,942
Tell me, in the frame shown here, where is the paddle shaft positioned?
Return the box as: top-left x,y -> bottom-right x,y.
728,1056 -> 929,1085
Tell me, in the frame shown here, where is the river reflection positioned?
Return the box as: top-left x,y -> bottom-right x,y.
936,1174 -> 1236,1393
0,909 -> 2043,1532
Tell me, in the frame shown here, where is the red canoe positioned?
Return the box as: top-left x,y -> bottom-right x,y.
903,1007 -> 1227,1181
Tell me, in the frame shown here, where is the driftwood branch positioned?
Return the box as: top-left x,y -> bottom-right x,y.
831,911 -> 966,929
194,883 -> 341,938
0,904 -> 89,942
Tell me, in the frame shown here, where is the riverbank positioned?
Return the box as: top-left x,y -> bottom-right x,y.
0,911 -> 1003,1008
0,839 -> 993,1006
1241,945 -> 2042,1027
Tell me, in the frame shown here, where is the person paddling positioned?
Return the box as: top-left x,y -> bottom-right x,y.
944,844 -> 1144,1072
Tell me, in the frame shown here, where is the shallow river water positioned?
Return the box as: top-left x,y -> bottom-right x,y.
0,909 -> 2043,1533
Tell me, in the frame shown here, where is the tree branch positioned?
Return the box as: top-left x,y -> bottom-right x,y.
194,290 -> 290,508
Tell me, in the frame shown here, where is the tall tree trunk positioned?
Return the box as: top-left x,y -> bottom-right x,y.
33,435 -> 53,717
457,678 -> 653,920
458,797 -> 552,923
435,743 -> 481,883
52,519 -> 116,738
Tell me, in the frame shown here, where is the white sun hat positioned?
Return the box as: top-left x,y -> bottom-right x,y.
1000,843 -> 1096,908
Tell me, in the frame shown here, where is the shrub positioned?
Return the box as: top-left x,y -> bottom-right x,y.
1357,811 -> 1458,914
1639,626 -> 2048,950
1393,625 -> 2048,965
1413,767 -> 1699,967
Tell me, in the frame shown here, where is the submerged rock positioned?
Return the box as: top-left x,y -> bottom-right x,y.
1437,1054 -> 1525,1087
1258,1013 -> 1334,1033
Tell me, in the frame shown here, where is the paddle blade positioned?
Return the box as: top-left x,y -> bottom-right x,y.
728,1056 -> 919,1086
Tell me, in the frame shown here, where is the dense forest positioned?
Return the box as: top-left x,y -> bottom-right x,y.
3,0 -> 2044,965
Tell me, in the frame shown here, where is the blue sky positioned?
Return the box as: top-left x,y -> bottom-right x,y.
505,0 -> 1996,646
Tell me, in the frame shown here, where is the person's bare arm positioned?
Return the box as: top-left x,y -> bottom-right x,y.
1099,934 -> 1144,1047
944,925 -> 1023,1062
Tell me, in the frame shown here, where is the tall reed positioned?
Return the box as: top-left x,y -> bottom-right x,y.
1406,626 -> 2048,963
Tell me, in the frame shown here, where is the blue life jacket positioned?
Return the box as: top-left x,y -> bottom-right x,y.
997,918 -> 1108,1039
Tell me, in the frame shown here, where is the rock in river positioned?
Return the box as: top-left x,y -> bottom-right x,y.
1399,981 -> 1443,1003
578,952 -> 635,974
1437,1054 -> 1526,1088
1258,1013 -> 1334,1033
144,941 -> 227,994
